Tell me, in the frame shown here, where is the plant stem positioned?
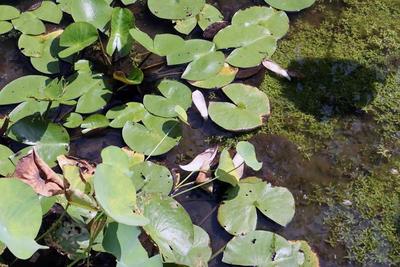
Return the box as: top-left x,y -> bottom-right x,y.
145,122 -> 179,161
98,36 -> 112,66
209,244 -> 226,262
141,60 -> 165,70
175,170 -> 196,189
172,177 -> 218,198
36,204 -> 70,242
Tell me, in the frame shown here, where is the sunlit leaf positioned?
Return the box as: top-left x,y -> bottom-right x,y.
215,149 -> 241,186
236,141 -> 263,171
130,161 -> 173,195
12,12 -> 45,35
167,39 -> 215,65
0,5 -> 20,20
71,0 -> 112,30
106,7 -> 134,57
189,63 -> 238,89
182,51 -> 225,81
63,112 -> 83,128
0,21 -> 13,34
0,144 -> 15,176
81,114 -> 109,134
147,0 -> 205,20
106,102 -> 146,128
265,0 -> 316,11
32,1 -> 63,24
59,22 -> 98,58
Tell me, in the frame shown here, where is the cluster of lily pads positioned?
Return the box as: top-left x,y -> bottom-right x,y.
0,0 -> 317,266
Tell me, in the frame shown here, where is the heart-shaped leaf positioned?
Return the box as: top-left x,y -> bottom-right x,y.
71,0 -> 113,30
12,12 -> 45,35
0,144 -> 15,176
63,113 -> 83,128
182,51 -> 225,81
236,141 -> 262,171
147,0 -> 205,20
130,161 -> 173,195
265,0 -> 316,11
167,39 -> 215,65
106,7 -> 134,57
218,177 -> 295,235
189,63 -> 238,89
215,149 -> 241,186
208,83 -> 270,131
0,5 -> 20,20
153,34 -> 185,56
75,85 -> 112,114
31,31 -> 63,74
0,178 -> 47,259
59,22 -> 98,58
32,1 -> 63,24
0,21 -> 13,34
81,114 -> 109,134
106,102 -> 145,128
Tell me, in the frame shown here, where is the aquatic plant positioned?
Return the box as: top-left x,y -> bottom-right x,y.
0,0 -> 318,266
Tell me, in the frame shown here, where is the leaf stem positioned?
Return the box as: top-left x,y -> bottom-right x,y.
175,170 -> 196,189
36,204 -> 70,242
209,244 -> 227,262
98,35 -> 112,66
145,122 -> 179,161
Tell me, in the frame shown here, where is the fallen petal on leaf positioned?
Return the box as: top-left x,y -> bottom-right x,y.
192,90 -> 208,120
262,59 -> 291,81
232,153 -> 245,179
179,146 -> 218,172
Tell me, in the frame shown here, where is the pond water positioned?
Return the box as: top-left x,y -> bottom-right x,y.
1,0 -> 399,266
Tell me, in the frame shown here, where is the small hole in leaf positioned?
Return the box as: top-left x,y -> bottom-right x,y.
251,239 -> 256,244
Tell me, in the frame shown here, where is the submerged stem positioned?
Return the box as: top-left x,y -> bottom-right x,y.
36,204 -> 70,242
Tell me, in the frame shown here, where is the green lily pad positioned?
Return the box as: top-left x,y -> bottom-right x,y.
0,75 -> 50,105
32,1 -> 63,24
71,0 -> 112,30
236,141 -> 262,171
293,240 -> 320,267
208,83 -> 270,131
198,4 -> 223,30
106,102 -> 145,128
8,100 -> 57,123
130,161 -> 173,195
182,51 -> 225,81
223,230 -> 304,266
31,32 -> 63,74
265,0 -> 316,11
153,34 -> 185,56
59,22 -> 98,58
62,71 -> 109,101
75,85 -> 112,114
141,193 -> 194,260
94,162 -> 149,226
100,146 -> 131,170
0,145 -> 15,176
129,27 -> 155,53
189,63 -> 238,89
232,6 -> 289,38
103,223 -> 163,267
113,67 -> 143,85
122,112 -> 181,156
81,114 -> 109,134
218,177 -> 295,235
0,21 -> 13,34
174,17 -> 197,35
12,12 -> 45,35
8,115 -> 70,165
0,179 -> 46,259
143,79 -> 192,118
167,39 -> 215,65
215,149 -> 241,186
64,113 -> 83,128
147,0 -> 205,20
0,5 -> 20,20
106,7 -> 134,57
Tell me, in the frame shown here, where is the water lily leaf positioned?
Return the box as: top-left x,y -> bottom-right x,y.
12,12 -> 45,35
167,39 -> 215,65
94,163 -> 149,226
62,71 -> 108,101
32,1 -> 63,24
71,0 -> 112,30
232,153 -> 245,179
103,222 -> 162,267
141,193 -> 194,260
223,230 -> 305,266
8,100 -> 52,124
122,112 -> 182,156
174,105 -> 189,125
106,7 -> 134,57
8,115 -> 70,165
57,154 -> 95,182
147,0 -> 205,20
215,149 -> 241,186
106,102 -> 145,128
180,146 -> 218,172
232,6 -> 289,38
236,141 -> 262,171
198,4 -> 223,30
0,5 -> 20,20
0,144 -> 15,176
81,114 -> 109,134
113,67 -> 143,85
265,0 -> 316,11
192,90 -> 208,119
174,17 -> 197,34
208,83 -> 270,131
31,31 -> 64,74
75,85 -> 112,114
291,240 -> 320,267
121,0 -> 137,4
144,79 -> 192,118
182,51 -> 225,81
59,22 -> 98,58
64,113 -> 83,128
189,63 -> 238,89
18,30 -> 63,58
130,161 -> 173,195
0,21 -> 13,34
153,34 -> 185,56
129,27 -> 154,52
101,146 -> 131,170
0,75 -> 50,105
0,179 -> 46,259
13,150 -> 64,196
262,59 -> 291,80
218,177 -> 295,235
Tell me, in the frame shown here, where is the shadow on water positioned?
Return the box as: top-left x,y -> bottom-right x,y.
282,58 -> 383,119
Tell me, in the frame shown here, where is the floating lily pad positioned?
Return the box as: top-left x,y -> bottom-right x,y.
208,83 -> 270,131
113,67 -> 143,85
223,230 -> 304,266
153,34 -> 185,56
103,223 -> 163,267
0,21 -> 13,34
182,51 -> 225,81
141,193 -> 194,260
62,70 -> 109,101
232,6 -> 289,38
106,102 -> 145,128
122,112 -> 182,156
0,179 -> 46,259
71,0 -> 112,30
8,100 -> 56,123
81,114 -> 109,134
59,22 -> 98,58
8,115 -> 70,165
12,12 -> 45,35
218,177 -> 295,235
174,17 -> 197,35
147,0 -> 205,20
129,27 -> 155,53
189,63 -> 238,89
75,85 -> 112,114
0,5 -> 20,20
236,141 -> 263,171
94,162 -> 149,226
63,113 -> 83,128
215,149 -> 241,186
0,144 -> 15,176
0,75 -> 50,105
143,79 -> 192,118
32,1 -> 63,24
198,4 -> 224,30
130,161 -> 173,195
106,7 -> 134,57
31,32 -> 63,74
265,0 -> 316,11
167,39 -> 215,65
18,34 -> 45,57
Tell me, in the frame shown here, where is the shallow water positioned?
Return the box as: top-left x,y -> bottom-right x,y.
0,0 -> 399,266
